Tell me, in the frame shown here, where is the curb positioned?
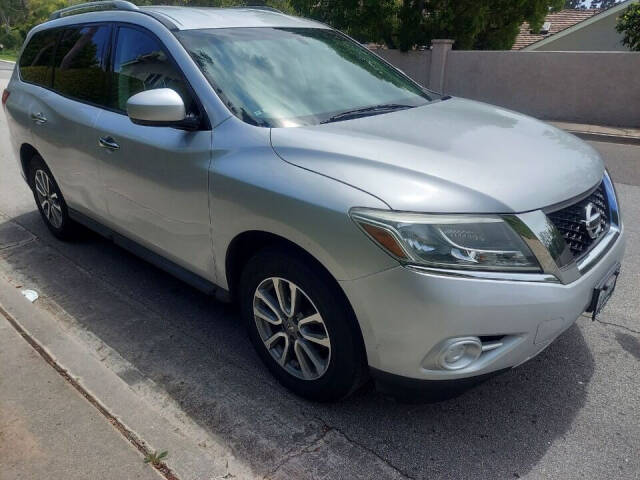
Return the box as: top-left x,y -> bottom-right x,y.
548,121 -> 640,146
0,271 -> 256,480
0,304 -> 180,480
567,130 -> 640,146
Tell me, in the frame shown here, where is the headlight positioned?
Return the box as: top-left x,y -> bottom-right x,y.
350,208 -> 540,272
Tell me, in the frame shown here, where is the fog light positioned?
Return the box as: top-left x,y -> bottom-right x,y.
438,337 -> 482,370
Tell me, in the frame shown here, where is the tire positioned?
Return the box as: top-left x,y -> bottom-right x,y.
28,155 -> 79,240
239,247 -> 367,402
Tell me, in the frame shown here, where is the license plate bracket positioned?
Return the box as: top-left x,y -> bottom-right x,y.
588,263 -> 620,321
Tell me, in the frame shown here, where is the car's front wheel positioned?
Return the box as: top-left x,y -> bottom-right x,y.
239,247 -> 366,401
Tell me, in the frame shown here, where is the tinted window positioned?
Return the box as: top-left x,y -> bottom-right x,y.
53,25 -> 110,105
19,29 -> 59,87
111,26 -> 196,115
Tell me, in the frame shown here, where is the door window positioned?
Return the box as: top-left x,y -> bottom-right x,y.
111,26 -> 196,115
52,25 -> 111,105
19,29 -> 59,87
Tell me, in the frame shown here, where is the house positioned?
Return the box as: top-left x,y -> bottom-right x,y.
512,0 -> 637,51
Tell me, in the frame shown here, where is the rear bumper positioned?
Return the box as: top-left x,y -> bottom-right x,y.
340,229 -> 625,382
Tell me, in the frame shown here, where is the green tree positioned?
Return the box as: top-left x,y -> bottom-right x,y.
0,0 -> 25,33
1,0 -> 295,53
398,0 -> 565,50
0,0 -> 25,50
1,0 -> 583,56
289,0 -> 398,47
12,0 -> 74,38
616,2 -> 640,50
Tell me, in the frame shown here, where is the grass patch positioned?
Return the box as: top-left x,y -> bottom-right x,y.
0,50 -> 18,62
143,450 -> 168,466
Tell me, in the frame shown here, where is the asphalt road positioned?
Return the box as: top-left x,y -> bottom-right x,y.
0,60 -> 12,75
1,62 -> 639,479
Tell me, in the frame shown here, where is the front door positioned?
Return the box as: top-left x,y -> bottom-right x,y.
95,25 -> 214,280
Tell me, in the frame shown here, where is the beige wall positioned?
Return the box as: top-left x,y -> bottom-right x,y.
377,48 -> 640,127
444,51 -> 639,127
372,48 -> 432,85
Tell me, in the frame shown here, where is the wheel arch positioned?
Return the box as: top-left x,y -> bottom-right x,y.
226,229 -> 369,371
226,230 -> 333,300
19,143 -> 39,187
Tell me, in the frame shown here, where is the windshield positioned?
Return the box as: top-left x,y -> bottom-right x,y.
176,27 -> 437,127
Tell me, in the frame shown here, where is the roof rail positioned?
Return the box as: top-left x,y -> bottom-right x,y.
234,5 -> 284,14
49,0 -> 139,20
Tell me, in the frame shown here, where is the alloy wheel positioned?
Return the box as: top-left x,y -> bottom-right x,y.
253,277 -> 331,380
34,169 -> 63,229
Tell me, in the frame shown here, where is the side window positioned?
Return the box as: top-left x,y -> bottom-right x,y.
53,25 -> 111,105
111,26 -> 197,115
19,29 -> 59,87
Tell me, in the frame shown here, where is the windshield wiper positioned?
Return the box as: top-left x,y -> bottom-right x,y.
320,104 -> 414,124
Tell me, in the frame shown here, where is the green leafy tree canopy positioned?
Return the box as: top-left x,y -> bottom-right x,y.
292,0 -> 567,50
397,0 -> 565,51
616,2 -> 640,51
2,0 -> 594,55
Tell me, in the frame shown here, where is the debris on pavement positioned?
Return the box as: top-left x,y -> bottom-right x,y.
20,289 -> 38,302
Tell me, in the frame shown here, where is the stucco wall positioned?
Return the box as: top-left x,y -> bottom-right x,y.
377,48 -> 640,127
372,48 -> 432,85
444,51 -> 639,127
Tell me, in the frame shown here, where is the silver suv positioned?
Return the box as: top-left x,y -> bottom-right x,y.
3,2 -> 625,401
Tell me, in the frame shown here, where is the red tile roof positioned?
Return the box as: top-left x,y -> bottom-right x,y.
512,9 -> 602,50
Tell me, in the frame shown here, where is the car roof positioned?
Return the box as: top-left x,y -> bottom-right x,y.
137,6 -> 328,31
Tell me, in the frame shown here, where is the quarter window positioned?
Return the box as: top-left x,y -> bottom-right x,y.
111,26 -> 196,115
19,29 -> 59,87
53,25 -> 111,105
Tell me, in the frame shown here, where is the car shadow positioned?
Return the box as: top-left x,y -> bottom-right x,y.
0,211 -> 595,479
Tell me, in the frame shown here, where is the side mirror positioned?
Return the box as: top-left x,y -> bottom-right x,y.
126,88 -> 198,130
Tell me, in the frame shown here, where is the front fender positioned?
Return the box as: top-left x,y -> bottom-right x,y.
209,119 -> 396,289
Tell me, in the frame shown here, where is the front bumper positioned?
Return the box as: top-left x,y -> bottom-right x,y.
340,229 -> 625,381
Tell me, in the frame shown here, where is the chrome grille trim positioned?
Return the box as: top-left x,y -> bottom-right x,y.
547,182 -> 610,259
576,171 -> 621,275
508,171 -> 621,285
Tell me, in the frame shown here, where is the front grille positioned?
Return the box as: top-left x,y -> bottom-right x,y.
548,182 -> 609,259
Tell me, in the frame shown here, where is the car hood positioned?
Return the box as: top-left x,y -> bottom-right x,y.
270,98 -> 604,213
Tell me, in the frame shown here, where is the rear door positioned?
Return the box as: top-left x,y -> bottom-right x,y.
24,24 -> 112,220
95,25 -> 213,280
9,29 -> 59,175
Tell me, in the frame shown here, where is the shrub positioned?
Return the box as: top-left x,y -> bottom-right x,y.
0,30 -> 24,50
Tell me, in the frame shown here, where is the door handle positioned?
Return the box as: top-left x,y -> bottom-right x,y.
30,112 -> 47,124
98,136 -> 120,151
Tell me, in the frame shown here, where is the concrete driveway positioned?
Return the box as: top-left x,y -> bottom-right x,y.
1,64 -> 639,479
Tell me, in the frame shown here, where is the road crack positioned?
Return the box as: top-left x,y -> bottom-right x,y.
327,425 -> 417,480
263,427 -> 332,479
595,318 -> 640,335
306,415 -> 416,480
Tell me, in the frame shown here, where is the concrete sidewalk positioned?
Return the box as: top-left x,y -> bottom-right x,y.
0,310 -> 162,480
